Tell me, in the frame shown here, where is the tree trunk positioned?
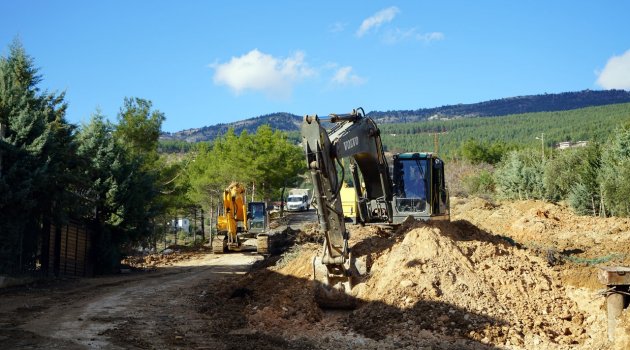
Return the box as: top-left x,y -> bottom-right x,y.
201,209 -> 205,241
280,186 -> 286,218
192,207 -> 197,244
208,197 -> 213,245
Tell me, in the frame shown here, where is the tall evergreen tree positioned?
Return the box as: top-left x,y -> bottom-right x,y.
599,123 -> 630,217
0,40 -> 75,273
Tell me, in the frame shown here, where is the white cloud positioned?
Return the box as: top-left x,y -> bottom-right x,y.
418,32 -> 445,43
382,28 -> 445,44
331,66 -> 366,86
357,6 -> 399,37
382,28 -> 415,44
211,49 -> 315,99
596,49 -> 630,89
329,22 -> 346,33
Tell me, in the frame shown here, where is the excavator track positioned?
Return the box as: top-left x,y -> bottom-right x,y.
212,236 -> 227,254
256,234 -> 270,255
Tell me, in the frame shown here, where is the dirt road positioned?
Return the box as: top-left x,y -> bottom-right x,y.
0,252 -> 263,349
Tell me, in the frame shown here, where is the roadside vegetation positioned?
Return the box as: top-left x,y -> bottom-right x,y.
455,122 -> 630,218
0,41 -> 304,275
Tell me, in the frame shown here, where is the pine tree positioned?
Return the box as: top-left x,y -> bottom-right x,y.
599,123 -> 630,217
0,40 -> 75,273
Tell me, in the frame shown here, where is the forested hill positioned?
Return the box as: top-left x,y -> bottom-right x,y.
160,89 -> 630,142
161,112 -> 302,142
369,89 -> 630,123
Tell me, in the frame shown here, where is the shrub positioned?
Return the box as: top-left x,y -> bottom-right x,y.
494,149 -> 545,200
543,143 -> 601,214
463,169 -> 496,196
568,183 -> 598,216
445,160 -> 494,197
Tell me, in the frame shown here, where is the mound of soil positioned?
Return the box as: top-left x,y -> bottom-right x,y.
351,222 -> 586,348
203,197 -> 630,349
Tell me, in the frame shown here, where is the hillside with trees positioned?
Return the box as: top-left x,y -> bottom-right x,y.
369,89 -> 630,123
379,102 -> 630,158
160,89 -> 630,145
160,112 -> 302,143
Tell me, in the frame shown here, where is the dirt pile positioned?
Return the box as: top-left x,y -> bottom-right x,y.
203,197 -> 630,349
245,244 -> 323,331
350,221 -> 586,348
452,197 -> 630,269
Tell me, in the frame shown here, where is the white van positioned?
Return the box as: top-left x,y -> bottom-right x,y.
286,189 -> 310,211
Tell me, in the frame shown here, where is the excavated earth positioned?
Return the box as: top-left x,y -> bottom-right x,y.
209,197 -> 630,349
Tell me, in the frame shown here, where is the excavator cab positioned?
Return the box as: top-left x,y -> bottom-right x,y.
247,202 -> 267,234
391,153 -> 449,223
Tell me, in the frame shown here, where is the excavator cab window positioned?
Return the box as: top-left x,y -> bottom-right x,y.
247,202 -> 266,229
393,157 -> 428,213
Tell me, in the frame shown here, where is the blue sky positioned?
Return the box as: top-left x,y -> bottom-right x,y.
2,1 -> 629,133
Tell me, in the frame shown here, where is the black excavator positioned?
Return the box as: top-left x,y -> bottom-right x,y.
302,107 -> 449,308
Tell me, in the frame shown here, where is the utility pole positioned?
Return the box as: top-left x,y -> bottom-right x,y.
433,132 -> 439,156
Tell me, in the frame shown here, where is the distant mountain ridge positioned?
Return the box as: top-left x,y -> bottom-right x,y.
160,112 -> 302,143
160,89 -> 630,142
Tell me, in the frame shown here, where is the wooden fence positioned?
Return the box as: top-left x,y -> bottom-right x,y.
48,221 -> 93,277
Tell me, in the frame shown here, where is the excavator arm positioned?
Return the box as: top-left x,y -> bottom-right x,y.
213,182 -> 248,253
301,108 -> 392,307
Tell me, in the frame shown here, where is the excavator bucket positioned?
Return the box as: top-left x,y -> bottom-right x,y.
311,254 -> 366,309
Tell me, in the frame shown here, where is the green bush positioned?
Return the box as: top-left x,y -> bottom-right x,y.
460,139 -> 512,165
543,143 -> 601,214
568,183 -> 598,216
494,150 -> 545,200
463,169 -> 496,196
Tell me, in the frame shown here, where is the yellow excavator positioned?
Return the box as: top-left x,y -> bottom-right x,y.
302,107 -> 450,308
212,182 -> 269,254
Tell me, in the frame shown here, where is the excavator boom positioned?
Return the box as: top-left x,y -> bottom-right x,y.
302,108 -> 391,307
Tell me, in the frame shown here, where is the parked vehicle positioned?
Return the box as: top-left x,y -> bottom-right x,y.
286,188 -> 310,211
